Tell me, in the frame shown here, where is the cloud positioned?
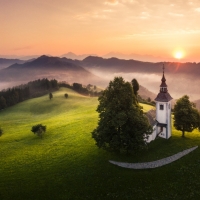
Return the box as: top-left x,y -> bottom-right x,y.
104,0 -> 118,5
168,12 -> 184,17
106,0 -> 118,3
195,7 -> 200,12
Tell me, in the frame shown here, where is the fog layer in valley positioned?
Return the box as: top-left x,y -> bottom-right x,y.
1,55 -> 200,102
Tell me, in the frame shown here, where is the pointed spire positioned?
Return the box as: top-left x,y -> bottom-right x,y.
155,64 -> 173,102
161,64 -> 166,82
160,64 -> 167,93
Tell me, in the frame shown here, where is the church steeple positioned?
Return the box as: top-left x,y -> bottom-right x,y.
160,65 -> 168,93
155,65 -> 172,102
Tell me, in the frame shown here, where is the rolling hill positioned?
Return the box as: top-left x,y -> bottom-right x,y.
1,54 -> 200,100
79,56 -> 200,75
1,87 -> 200,199
0,55 -> 103,87
0,58 -> 25,69
70,56 -> 200,100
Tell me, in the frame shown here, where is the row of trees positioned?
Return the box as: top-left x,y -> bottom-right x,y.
58,82 -> 103,97
0,79 -> 58,110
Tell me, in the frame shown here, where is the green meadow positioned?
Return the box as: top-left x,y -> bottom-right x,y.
1,87 -> 200,200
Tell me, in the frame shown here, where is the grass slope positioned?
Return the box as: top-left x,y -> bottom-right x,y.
0,88 -> 200,200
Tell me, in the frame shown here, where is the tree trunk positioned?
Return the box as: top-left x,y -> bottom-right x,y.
182,130 -> 185,137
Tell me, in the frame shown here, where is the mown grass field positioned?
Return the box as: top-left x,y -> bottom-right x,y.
1,88 -> 200,200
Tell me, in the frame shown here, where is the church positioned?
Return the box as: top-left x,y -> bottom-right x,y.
146,66 -> 173,143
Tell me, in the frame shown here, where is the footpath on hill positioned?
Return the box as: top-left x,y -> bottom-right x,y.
109,146 -> 198,169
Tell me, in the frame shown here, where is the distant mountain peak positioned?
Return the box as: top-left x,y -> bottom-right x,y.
61,52 -> 98,60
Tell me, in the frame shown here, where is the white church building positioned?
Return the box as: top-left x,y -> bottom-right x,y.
146,66 -> 173,143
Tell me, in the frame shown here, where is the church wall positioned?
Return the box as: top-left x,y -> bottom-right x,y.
167,102 -> 172,139
156,102 -> 167,123
156,101 -> 172,139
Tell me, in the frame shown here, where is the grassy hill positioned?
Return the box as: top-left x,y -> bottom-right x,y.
0,88 -> 200,199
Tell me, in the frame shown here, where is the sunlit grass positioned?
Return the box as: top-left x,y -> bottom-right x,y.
0,88 -> 200,199
140,103 -> 154,113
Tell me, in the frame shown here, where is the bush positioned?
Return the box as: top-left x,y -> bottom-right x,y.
64,93 -> 68,98
31,124 -> 46,138
0,127 -> 3,136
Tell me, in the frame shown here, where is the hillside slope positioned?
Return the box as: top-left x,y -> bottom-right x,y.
0,58 -> 25,69
1,88 -> 200,199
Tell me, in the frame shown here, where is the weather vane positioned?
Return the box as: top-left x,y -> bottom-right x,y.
163,64 -> 165,73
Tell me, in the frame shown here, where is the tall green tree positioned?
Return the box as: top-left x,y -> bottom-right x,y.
0,96 -> 7,109
131,79 -> 139,96
174,95 -> 200,137
92,77 -> 152,153
0,127 -> 3,137
131,78 -> 139,102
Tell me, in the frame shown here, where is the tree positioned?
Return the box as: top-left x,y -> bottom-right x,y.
92,77 -> 152,154
49,93 -> 53,100
174,95 -> 200,137
31,124 -> 46,138
131,79 -> 139,96
0,127 -> 3,137
147,97 -> 151,102
0,96 -> 7,109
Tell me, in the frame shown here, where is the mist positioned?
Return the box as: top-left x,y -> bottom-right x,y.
85,68 -> 200,101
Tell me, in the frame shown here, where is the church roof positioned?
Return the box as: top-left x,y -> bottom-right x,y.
155,92 -> 173,102
160,71 -> 168,88
145,109 -> 157,126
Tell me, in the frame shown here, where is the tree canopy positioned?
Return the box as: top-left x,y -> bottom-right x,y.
131,79 -> 139,96
174,95 -> 200,137
92,77 -> 152,154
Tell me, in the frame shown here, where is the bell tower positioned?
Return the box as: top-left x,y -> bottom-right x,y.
155,65 -> 173,139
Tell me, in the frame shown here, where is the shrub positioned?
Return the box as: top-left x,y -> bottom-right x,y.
31,124 -> 46,138
64,93 -> 68,98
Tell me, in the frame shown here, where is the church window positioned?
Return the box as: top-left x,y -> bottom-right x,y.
160,104 -> 164,110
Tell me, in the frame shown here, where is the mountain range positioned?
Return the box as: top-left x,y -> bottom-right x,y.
0,55 -> 103,87
1,54 -> 200,102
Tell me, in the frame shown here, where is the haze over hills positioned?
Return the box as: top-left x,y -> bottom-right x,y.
61,51 -> 184,63
0,55 -> 103,89
61,52 -> 97,60
1,54 -> 200,101
103,52 -> 166,62
0,58 -> 26,70
68,56 -> 200,100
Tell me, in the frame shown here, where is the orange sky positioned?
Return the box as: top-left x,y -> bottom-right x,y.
1,0 -> 200,62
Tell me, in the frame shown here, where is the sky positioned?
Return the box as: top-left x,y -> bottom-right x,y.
1,0 -> 200,62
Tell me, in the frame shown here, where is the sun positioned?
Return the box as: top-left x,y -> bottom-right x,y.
174,51 -> 184,59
